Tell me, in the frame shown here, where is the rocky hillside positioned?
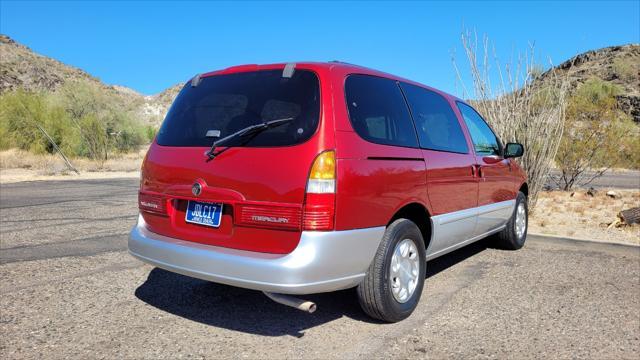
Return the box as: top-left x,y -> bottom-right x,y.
2,35 -> 638,123
0,34 -> 182,125
537,44 -> 640,122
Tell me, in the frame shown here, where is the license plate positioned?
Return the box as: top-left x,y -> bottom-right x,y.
185,201 -> 223,228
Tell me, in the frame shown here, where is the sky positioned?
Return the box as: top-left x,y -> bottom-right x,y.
1,1 -> 639,96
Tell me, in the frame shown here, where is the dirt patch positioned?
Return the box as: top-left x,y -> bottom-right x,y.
0,168 -> 140,183
531,189 -> 640,245
0,148 -> 144,183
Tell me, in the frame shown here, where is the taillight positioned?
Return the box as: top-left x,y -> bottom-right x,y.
303,151 -> 335,230
138,192 -> 167,215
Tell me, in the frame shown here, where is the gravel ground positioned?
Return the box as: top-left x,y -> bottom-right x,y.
1,179 -> 639,359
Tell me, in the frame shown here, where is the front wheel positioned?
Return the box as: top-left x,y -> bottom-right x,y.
494,191 -> 528,250
357,219 -> 426,322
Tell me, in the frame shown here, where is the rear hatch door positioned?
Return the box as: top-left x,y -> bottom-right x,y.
140,68 -> 322,254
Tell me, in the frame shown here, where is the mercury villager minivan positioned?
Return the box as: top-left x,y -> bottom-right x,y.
129,62 -> 528,322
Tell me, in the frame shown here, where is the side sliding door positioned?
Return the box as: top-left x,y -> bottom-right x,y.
400,83 -> 478,259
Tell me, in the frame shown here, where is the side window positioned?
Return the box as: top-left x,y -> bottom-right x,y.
345,75 -> 418,148
400,83 -> 469,154
457,102 -> 501,156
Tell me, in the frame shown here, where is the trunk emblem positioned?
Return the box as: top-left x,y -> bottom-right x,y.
192,182 -> 202,196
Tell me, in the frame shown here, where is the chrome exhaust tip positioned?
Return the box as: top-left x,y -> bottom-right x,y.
263,291 -> 317,313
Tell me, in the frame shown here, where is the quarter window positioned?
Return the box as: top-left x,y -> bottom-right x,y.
400,83 -> 469,154
457,102 -> 501,156
345,75 -> 418,148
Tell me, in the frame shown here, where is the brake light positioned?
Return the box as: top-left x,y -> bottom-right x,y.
138,192 -> 167,215
304,151 -> 335,230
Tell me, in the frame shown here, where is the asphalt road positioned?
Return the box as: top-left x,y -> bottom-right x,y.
0,179 -> 639,359
547,169 -> 639,189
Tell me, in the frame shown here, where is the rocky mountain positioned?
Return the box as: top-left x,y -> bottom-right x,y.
537,44 -> 640,122
2,35 -> 638,124
0,34 -> 182,125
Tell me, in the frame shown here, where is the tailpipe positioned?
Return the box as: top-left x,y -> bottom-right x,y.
263,291 -> 317,313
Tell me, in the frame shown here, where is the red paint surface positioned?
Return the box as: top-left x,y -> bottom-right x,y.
139,62 -> 527,254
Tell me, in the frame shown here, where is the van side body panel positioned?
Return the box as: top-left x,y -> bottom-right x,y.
328,66 -> 430,231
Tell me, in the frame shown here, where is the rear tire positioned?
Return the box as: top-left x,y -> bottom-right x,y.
494,191 -> 528,250
357,219 -> 426,323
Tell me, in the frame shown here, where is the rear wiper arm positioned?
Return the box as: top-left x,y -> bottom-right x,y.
206,117 -> 294,160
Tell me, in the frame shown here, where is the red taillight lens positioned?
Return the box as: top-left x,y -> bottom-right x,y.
303,151 -> 336,231
303,193 -> 335,230
138,192 -> 167,215
235,204 -> 302,231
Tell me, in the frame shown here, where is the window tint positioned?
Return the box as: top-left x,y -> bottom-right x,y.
400,83 -> 469,153
457,102 -> 501,156
345,75 -> 418,148
157,70 -> 320,147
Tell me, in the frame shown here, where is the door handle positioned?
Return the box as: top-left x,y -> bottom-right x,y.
472,164 -> 483,178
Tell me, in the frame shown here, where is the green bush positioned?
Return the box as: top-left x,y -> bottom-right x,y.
144,125 -> 158,143
0,80 -> 151,160
0,90 -> 76,154
554,78 -> 637,189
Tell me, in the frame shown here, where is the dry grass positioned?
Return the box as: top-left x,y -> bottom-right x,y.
0,148 -> 146,183
530,189 -> 640,245
0,148 -> 146,172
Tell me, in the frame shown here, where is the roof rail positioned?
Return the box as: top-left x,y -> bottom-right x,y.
282,63 -> 296,78
191,73 -> 202,87
329,60 -> 359,66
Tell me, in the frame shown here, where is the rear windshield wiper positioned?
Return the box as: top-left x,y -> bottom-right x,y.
205,117 -> 294,161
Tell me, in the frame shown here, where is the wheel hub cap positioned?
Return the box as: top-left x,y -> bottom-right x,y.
515,202 -> 527,239
390,239 -> 420,303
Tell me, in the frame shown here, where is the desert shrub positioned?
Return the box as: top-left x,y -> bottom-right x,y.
554,78 -> 639,189
106,112 -> 147,153
618,120 -> 640,169
56,80 -> 148,159
0,121 -> 10,150
58,81 -> 113,160
453,31 -> 568,208
0,90 -> 78,154
0,80 -> 151,163
612,57 -> 637,82
529,64 -> 546,80
144,125 -> 158,143
0,90 -> 46,151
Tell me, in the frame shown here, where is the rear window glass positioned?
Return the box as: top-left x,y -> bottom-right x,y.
157,70 -> 320,147
345,75 -> 418,148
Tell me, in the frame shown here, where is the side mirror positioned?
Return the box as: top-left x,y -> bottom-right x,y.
504,143 -> 524,158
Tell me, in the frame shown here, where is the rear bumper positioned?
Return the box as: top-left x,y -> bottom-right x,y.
128,215 -> 384,294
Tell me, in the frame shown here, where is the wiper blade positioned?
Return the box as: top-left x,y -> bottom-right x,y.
205,117 -> 294,161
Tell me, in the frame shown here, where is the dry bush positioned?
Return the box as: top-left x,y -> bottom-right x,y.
612,57 -> 637,82
453,30 -> 568,207
0,147 -> 146,174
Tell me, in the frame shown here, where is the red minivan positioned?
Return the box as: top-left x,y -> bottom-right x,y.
129,62 -> 528,322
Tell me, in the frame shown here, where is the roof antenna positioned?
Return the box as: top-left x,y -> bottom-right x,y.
282,63 -> 295,78
191,73 -> 202,87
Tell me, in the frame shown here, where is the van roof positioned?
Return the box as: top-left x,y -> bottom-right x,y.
198,61 -> 461,102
